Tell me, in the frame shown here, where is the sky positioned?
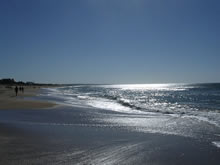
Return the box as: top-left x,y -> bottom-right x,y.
0,0 -> 219,84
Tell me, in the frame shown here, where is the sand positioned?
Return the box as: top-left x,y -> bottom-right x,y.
0,86 -> 219,164
0,85 -> 56,110
0,106 -> 219,165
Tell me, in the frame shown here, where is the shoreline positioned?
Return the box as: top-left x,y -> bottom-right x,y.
0,84 -> 219,164
0,106 -> 219,164
0,85 -> 57,110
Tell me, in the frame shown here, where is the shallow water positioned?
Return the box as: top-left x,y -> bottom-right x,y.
42,83 -> 220,125
37,84 -> 220,143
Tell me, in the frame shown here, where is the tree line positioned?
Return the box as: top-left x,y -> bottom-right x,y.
0,78 -> 58,86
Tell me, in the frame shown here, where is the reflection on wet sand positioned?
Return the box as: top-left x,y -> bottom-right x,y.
0,106 -> 220,164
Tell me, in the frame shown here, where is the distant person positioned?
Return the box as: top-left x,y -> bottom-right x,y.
15,86 -> 18,96
21,87 -> 24,93
19,86 -> 22,91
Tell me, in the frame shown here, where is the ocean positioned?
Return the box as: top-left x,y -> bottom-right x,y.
40,83 -> 220,148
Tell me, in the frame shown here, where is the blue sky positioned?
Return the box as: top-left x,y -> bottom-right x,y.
0,0 -> 219,84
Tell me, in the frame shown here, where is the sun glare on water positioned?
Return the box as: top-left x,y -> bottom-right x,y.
103,84 -> 186,91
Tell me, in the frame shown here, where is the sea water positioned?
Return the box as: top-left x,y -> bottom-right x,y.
41,83 -> 220,147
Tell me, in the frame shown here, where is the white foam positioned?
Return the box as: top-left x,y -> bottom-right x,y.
182,112 -> 220,128
77,95 -> 90,99
212,141 -> 220,148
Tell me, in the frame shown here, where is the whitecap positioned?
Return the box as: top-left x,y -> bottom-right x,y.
212,141 -> 220,148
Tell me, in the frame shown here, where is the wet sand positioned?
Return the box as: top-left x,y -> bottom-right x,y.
0,85 -> 56,110
0,106 -> 219,165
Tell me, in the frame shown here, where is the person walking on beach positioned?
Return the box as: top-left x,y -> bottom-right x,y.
15,86 -> 18,96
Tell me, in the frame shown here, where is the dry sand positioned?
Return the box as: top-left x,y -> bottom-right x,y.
0,85 -> 56,110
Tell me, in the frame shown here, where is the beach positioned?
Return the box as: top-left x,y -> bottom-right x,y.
0,85 -> 56,110
0,85 -> 220,164
0,106 -> 219,165
2,0 -> 220,164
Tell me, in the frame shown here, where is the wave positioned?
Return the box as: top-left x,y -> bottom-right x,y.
212,141 -> 220,148
41,84 -> 220,128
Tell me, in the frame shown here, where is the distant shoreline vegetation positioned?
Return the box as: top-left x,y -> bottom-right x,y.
1,78 -> 219,87
0,78 -> 59,86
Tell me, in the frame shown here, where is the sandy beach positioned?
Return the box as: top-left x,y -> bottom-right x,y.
0,86 -> 219,164
0,106 -> 219,165
2,0 -> 220,164
0,85 -> 56,110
